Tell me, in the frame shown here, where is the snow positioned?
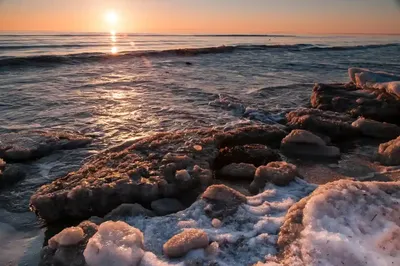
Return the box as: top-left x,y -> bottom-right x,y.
122,178 -> 315,265
348,67 -> 400,98
83,221 -> 145,266
48,226 -> 84,248
282,180 -> 400,266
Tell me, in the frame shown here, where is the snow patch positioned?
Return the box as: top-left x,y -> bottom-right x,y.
283,180 -> 400,266
122,179 -> 315,265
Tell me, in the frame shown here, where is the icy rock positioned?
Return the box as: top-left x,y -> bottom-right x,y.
30,125 -> 286,223
163,229 -> 209,258
311,79 -> 400,124
211,218 -> 222,228
83,221 -> 144,266
349,67 -> 400,98
39,221 -> 98,266
105,203 -> 155,220
202,184 -> 247,219
151,198 -> 185,216
378,136 -> 400,165
286,108 -> 358,140
352,117 -> 400,139
280,130 -> 340,158
0,130 -> 91,162
277,179 -> 400,266
48,227 -> 85,249
214,144 -> 281,169
217,163 -> 256,180
250,162 -> 297,194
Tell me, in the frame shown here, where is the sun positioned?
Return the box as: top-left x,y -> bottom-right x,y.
106,11 -> 118,25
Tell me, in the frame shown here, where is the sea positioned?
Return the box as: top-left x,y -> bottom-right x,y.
0,33 -> 399,265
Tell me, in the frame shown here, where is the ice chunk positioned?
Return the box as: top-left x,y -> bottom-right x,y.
83,221 -> 145,266
348,67 -> 400,98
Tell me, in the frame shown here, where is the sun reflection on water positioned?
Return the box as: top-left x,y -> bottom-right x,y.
111,46 -> 118,54
110,30 -> 118,54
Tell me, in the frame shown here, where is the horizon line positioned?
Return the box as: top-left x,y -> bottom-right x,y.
0,30 -> 400,37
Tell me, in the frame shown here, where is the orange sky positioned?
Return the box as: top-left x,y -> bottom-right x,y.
1,0 -> 400,34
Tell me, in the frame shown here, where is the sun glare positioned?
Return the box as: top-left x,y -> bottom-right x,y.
106,11 -> 118,25
111,46 -> 118,54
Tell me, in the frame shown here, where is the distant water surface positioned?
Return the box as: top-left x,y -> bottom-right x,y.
0,33 -> 399,265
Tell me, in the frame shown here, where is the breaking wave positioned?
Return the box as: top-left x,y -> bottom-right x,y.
1,43 -> 398,69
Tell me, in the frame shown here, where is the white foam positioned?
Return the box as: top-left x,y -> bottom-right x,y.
348,67 -> 400,98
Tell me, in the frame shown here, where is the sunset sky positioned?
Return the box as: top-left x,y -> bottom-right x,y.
1,0 -> 400,34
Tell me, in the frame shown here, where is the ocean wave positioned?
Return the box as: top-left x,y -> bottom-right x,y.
1,43 -> 398,69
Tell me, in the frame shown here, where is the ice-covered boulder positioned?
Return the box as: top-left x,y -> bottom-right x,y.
311,82 -> 400,124
286,108 -> 358,140
280,130 -> 340,158
151,198 -> 185,216
163,229 -> 209,258
349,67 -> 400,99
378,136 -> 400,165
30,125 -> 286,223
276,180 -> 400,266
217,163 -> 256,180
352,117 -> 400,139
0,130 -> 91,162
83,221 -> 145,266
202,184 -> 247,219
48,227 -> 85,249
39,221 -> 98,266
250,162 -> 297,194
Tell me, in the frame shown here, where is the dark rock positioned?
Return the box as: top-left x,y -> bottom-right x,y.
280,129 -> 340,159
311,83 -> 400,124
213,144 -> 281,169
0,158 -> 5,171
151,198 -> 185,216
217,163 -> 256,180
104,203 -> 155,220
250,162 -> 297,194
202,184 -> 246,219
215,125 -> 287,149
352,117 -> 400,139
30,125 -> 284,223
0,163 -> 26,187
0,131 -> 91,162
378,136 -> 400,165
286,108 -> 359,140
39,221 -> 98,266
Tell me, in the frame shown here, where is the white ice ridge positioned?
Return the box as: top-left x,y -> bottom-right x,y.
348,67 -> 400,99
281,180 -> 400,266
85,178 -> 315,266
